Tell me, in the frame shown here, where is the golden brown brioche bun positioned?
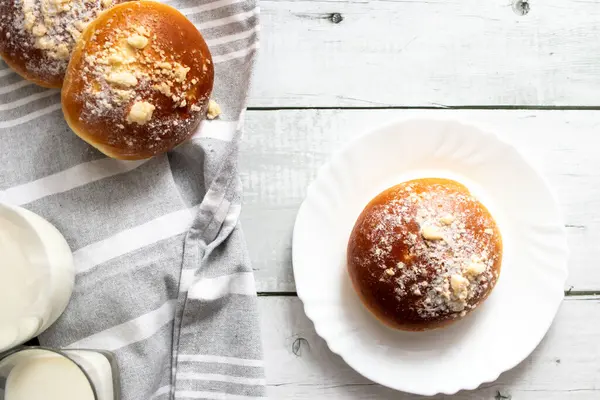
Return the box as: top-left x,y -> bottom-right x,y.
0,0 -> 130,88
347,178 -> 503,331
61,1 -> 214,159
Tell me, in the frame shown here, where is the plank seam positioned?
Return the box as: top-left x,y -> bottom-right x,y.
247,106 -> 600,111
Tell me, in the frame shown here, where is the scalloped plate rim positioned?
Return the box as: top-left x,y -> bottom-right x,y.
292,116 -> 569,396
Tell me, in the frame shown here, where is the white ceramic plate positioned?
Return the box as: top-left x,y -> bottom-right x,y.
292,118 -> 569,396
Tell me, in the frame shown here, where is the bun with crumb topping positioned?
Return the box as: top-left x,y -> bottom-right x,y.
61,1 -> 214,159
0,0 -> 129,88
347,178 -> 503,331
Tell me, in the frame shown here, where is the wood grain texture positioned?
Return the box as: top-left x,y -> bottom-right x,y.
249,0 -> 600,107
241,110 -> 600,292
260,295 -> 600,399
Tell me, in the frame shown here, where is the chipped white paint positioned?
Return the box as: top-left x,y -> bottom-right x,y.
242,110 -> 600,292
240,0 -> 600,396
250,0 -> 600,107
260,296 -> 600,399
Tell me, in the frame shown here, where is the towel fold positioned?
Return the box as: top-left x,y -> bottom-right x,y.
0,0 -> 264,398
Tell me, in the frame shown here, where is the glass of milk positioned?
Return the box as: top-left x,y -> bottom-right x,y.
0,347 -> 119,400
0,204 -> 75,352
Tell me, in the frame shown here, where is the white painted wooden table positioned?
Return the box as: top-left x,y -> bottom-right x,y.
241,1 -> 600,398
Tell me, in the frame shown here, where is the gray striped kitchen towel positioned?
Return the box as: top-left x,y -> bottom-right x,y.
0,0 -> 264,399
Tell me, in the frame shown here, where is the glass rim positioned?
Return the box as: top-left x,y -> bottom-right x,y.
0,346 -> 99,400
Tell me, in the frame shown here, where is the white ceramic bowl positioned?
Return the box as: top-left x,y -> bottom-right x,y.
0,204 -> 74,352
292,118 -> 569,395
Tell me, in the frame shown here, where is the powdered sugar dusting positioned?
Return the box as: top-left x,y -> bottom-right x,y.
350,178 -> 502,325
62,2 -> 214,157
0,0 -> 121,84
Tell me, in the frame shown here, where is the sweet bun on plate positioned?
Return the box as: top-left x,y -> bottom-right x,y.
347,178 -> 503,331
0,0 -> 129,88
61,1 -> 214,160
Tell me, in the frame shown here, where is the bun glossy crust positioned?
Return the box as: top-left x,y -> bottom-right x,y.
61,1 -> 214,159
0,0 -> 129,88
347,178 -> 502,331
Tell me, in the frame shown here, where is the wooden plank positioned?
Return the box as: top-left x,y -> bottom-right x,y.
250,0 -> 600,107
241,109 -> 600,292
260,295 -> 600,399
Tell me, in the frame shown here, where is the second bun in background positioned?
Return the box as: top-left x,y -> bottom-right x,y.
62,1 -> 214,160
0,0 -> 130,88
347,178 -> 503,331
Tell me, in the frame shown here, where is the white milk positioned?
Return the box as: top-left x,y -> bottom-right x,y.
0,204 -> 74,352
4,352 -> 95,400
0,349 -> 117,400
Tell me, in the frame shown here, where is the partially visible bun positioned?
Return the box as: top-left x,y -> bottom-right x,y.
0,0 -> 129,88
347,178 -> 503,331
61,1 -> 214,159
